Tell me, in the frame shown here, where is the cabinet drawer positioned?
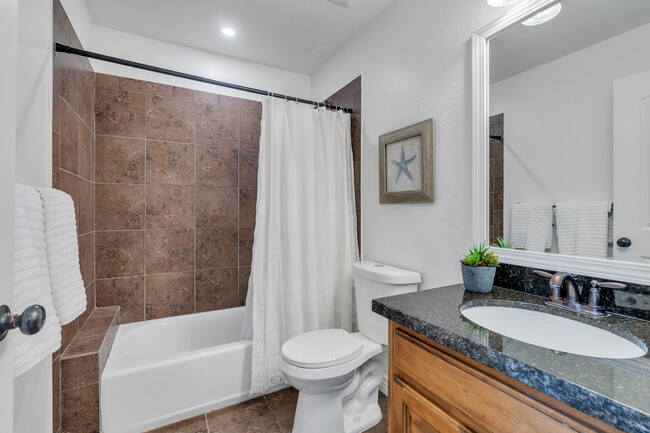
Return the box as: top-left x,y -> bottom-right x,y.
392,376 -> 472,433
392,329 -> 595,433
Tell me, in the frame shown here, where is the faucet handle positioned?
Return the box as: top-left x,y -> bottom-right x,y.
533,270 -> 554,278
593,281 -> 627,290
587,280 -> 627,314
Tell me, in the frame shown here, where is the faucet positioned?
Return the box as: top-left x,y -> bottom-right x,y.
533,270 -> 626,317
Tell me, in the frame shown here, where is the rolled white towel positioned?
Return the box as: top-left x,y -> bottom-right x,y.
556,202 -> 609,258
14,184 -> 61,377
509,203 -> 553,252
36,187 -> 87,325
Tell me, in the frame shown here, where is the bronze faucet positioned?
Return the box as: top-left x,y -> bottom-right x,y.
534,270 -> 627,317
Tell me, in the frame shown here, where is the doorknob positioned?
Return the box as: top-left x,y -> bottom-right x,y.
0,304 -> 46,342
616,237 -> 632,248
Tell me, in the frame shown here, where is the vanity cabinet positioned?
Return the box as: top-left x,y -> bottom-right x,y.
388,322 -> 622,433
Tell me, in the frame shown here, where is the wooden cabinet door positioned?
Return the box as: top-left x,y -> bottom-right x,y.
391,377 -> 473,433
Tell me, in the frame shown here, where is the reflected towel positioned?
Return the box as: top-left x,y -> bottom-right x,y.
556,202 -> 609,258
36,187 -> 86,325
14,184 -> 61,377
509,203 -> 553,252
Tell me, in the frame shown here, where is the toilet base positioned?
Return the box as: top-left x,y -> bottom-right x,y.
291,359 -> 383,433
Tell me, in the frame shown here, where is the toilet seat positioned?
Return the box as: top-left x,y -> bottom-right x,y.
282,329 -> 363,369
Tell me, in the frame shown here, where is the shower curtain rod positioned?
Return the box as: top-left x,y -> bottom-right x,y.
55,43 -> 353,113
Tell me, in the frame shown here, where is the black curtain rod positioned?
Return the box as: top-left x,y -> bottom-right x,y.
55,43 -> 352,113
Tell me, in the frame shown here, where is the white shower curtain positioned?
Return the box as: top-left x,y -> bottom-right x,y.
246,97 -> 359,394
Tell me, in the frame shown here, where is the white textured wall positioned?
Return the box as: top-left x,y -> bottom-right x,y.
491,22 -> 650,240
312,0 -> 509,289
0,0 -> 18,430
60,0 -> 312,101
16,0 -> 53,188
14,0 -> 54,431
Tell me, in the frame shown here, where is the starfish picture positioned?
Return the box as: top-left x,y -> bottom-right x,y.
391,145 -> 417,183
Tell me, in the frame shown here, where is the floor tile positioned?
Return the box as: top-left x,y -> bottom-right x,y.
146,414 -> 208,433
222,413 -> 280,433
265,388 -> 298,433
206,397 -> 270,432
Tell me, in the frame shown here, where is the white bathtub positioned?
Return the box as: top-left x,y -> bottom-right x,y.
101,307 -> 281,433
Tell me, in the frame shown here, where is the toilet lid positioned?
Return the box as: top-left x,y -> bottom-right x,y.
282,329 -> 363,369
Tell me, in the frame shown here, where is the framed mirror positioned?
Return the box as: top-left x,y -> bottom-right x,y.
472,0 -> 650,284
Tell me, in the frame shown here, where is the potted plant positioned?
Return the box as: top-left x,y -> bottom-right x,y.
460,243 -> 498,293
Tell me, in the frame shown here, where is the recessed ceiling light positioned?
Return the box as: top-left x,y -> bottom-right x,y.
487,0 -> 519,7
221,28 -> 236,37
522,3 -> 562,26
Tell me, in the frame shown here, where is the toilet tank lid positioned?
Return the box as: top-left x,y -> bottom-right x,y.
353,261 -> 421,284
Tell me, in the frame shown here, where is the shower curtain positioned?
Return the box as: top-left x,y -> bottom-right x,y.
245,97 -> 359,393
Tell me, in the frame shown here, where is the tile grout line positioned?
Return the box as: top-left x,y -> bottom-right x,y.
144,91 -> 148,322
237,105 -> 241,305
262,394 -> 286,433
194,99 -> 198,314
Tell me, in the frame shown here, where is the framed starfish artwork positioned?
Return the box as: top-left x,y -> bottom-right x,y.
379,118 -> 435,203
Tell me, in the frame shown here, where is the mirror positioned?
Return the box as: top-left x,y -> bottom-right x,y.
485,0 -> 650,265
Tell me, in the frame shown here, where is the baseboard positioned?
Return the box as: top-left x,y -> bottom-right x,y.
380,374 -> 389,396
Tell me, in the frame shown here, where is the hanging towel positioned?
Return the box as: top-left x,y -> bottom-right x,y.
509,203 -> 553,252
555,202 -> 609,258
36,187 -> 86,325
14,184 -> 61,377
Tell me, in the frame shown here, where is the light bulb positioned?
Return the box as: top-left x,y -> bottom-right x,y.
487,0 -> 519,7
522,3 -> 562,26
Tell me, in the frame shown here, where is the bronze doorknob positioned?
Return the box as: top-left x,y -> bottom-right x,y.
616,237 -> 632,248
0,304 -> 47,342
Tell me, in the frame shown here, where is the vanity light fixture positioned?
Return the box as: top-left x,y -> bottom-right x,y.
221,27 -> 236,37
522,3 -> 562,26
487,0 -> 519,7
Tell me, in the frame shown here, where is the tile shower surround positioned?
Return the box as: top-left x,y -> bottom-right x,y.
326,76 -> 362,246
93,75 -> 263,323
93,75 -> 363,324
52,1 -> 96,431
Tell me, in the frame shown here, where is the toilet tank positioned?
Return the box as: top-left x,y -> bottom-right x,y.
353,261 -> 421,345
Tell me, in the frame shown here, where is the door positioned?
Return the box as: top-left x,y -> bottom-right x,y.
391,378 -> 472,433
613,70 -> 650,263
0,0 -> 18,431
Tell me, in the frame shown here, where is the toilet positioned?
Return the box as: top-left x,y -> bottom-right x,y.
280,261 -> 421,433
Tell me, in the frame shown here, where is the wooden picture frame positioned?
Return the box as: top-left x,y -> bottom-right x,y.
379,118 -> 435,204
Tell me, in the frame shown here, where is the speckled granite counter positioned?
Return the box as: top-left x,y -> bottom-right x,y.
372,284 -> 650,433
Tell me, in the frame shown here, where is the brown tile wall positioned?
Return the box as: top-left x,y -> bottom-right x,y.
52,1 -> 96,432
489,113 -> 504,243
94,75 -> 261,323
60,307 -> 119,433
325,77 -> 361,246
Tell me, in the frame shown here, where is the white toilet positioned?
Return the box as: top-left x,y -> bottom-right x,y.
280,261 -> 421,433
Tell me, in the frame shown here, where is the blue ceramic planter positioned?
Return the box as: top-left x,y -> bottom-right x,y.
460,263 -> 496,293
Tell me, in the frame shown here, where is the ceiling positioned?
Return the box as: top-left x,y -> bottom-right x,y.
490,0 -> 650,83
84,0 -> 392,75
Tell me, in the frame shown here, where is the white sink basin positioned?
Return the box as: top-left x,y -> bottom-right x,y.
460,306 -> 647,359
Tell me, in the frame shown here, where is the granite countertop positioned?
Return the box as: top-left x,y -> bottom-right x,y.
372,284 -> 650,433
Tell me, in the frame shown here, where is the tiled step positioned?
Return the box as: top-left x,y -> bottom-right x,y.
60,306 -> 119,433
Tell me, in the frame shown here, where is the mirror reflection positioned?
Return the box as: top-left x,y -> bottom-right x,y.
488,0 -> 650,264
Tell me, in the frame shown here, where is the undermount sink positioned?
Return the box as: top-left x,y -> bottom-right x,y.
460,305 -> 647,359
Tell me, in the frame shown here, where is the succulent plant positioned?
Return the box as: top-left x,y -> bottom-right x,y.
461,242 -> 499,267
491,236 -> 514,249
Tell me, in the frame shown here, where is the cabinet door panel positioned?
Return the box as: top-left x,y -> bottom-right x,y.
392,377 -> 472,433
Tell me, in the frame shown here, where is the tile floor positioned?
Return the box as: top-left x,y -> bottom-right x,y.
148,387 -> 388,433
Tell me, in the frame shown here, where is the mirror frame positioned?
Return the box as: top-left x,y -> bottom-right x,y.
471,0 -> 650,285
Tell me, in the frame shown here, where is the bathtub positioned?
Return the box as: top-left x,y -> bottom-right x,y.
101,307 -> 282,433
